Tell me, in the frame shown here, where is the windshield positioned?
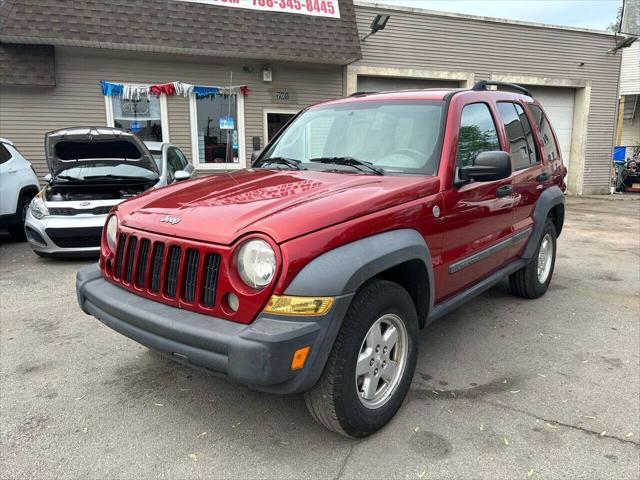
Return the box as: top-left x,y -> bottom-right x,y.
55,162 -> 159,181
260,100 -> 445,175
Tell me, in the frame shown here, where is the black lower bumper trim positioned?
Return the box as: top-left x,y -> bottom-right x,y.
76,264 -> 353,394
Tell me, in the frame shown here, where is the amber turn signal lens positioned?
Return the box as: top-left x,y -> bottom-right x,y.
263,295 -> 334,316
291,346 -> 311,370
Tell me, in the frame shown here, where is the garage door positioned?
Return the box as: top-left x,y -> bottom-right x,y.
527,86 -> 576,168
357,76 -> 461,92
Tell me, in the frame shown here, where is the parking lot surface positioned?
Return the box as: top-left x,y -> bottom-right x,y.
1,196 -> 639,479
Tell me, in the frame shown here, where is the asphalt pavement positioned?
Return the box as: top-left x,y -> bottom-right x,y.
1,196 -> 638,479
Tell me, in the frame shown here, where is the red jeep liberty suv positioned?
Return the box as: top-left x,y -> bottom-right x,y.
77,81 -> 566,437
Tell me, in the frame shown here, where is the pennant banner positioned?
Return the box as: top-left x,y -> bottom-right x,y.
100,80 -> 249,99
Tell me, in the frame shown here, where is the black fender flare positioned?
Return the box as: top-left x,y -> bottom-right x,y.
284,228 -> 435,312
275,229 -> 434,393
522,185 -> 565,260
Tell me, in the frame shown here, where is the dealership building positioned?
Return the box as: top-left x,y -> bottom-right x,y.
0,0 -> 623,194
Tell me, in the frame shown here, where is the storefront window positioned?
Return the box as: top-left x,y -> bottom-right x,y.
112,96 -> 163,142
195,94 -> 240,165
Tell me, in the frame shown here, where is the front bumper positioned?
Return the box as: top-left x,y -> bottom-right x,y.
25,210 -> 106,257
76,264 -> 353,394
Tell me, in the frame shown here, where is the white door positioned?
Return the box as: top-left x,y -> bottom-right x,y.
527,86 -> 576,168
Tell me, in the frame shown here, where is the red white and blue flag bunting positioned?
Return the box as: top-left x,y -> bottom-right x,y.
100,81 -> 249,99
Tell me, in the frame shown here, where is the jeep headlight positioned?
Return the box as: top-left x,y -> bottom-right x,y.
105,215 -> 118,252
236,239 -> 276,289
29,192 -> 49,219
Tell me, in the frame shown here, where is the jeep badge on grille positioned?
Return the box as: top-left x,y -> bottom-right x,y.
160,215 -> 181,225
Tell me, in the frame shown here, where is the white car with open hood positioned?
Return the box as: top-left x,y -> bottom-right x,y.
25,127 -> 194,257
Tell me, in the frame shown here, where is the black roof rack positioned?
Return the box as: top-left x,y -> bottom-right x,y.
349,91 -> 377,97
472,80 -> 532,97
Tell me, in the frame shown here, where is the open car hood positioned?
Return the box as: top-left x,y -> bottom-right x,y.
45,127 -> 160,178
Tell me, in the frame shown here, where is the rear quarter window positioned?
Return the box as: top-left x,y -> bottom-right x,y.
528,104 -> 560,162
0,144 -> 13,164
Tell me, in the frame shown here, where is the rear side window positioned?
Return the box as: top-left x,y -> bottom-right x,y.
456,103 -> 500,168
528,104 -> 560,162
497,102 -> 538,169
0,144 -> 12,164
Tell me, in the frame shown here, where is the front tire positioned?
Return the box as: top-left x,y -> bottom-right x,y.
305,279 -> 418,438
509,218 -> 557,299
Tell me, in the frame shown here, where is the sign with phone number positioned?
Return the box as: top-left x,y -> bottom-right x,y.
179,0 -> 340,18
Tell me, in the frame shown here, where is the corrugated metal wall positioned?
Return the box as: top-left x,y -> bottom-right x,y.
353,3 -> 622,194
0,46 -> 343,180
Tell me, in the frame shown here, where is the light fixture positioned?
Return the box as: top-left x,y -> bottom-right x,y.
262,64 -> 273,82
360,14 -> 390,42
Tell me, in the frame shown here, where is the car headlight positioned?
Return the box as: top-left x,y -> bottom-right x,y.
105,215 -> 118,252
29,193 -> 49,219
236,239 -> 276,289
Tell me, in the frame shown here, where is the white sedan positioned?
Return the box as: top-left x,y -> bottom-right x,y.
25,127 -> 195,258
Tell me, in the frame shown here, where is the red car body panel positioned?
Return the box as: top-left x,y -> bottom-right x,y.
102,89 -> 566,323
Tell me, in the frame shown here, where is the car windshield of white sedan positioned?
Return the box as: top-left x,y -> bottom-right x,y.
260,100 -> 444,175
56,163 -> 158,181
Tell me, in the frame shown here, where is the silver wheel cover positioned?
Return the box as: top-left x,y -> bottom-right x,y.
537,233 -> 554,284
355,313 -> 408,409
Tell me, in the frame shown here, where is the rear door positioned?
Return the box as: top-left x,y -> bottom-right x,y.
496,101 -> 546,259
439,101 -> 516,300
0,143 -> 16,215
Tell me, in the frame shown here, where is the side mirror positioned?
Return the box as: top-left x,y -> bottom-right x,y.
44,173 -> 52,182
251,149 -> 263,166
458,151 -> 511,183
174,170 -> 191,182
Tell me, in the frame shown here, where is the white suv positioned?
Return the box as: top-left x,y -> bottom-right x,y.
0,138 -> 40,240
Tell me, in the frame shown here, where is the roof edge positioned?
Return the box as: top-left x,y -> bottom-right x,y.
0,36 -> 361,66
354,0 -> 616,37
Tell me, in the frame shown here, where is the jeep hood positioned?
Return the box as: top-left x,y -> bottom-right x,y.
117,169 -> 440,245
45,127 -> 159,178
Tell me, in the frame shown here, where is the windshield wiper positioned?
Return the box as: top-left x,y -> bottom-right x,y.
310,157 -> 384,175
256,157 -> 305,170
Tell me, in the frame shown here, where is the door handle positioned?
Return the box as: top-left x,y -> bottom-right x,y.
537,172 -> 550,183
496,185 -> 513,198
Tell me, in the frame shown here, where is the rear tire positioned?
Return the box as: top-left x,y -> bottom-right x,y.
509,218 -> 557,299
8,196 -> 30,241
304,279 -> 418,438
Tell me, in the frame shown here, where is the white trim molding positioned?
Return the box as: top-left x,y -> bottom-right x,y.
189,92 -> 246,171
159,94 -> 170,143
263,108 -> 299,144
490,74 -> 591,195
345,65 -> 475,95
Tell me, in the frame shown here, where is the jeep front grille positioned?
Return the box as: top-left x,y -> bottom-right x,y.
112,232 -> 220,307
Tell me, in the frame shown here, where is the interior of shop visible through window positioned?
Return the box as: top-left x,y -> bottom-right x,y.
196,94 -> 239,164
112,96 -> 162,142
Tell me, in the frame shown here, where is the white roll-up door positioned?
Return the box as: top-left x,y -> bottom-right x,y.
527,86 -> 576,168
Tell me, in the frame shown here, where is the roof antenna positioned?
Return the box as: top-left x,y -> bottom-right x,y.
360,14 -> 390,42
224,71 -> 233,172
